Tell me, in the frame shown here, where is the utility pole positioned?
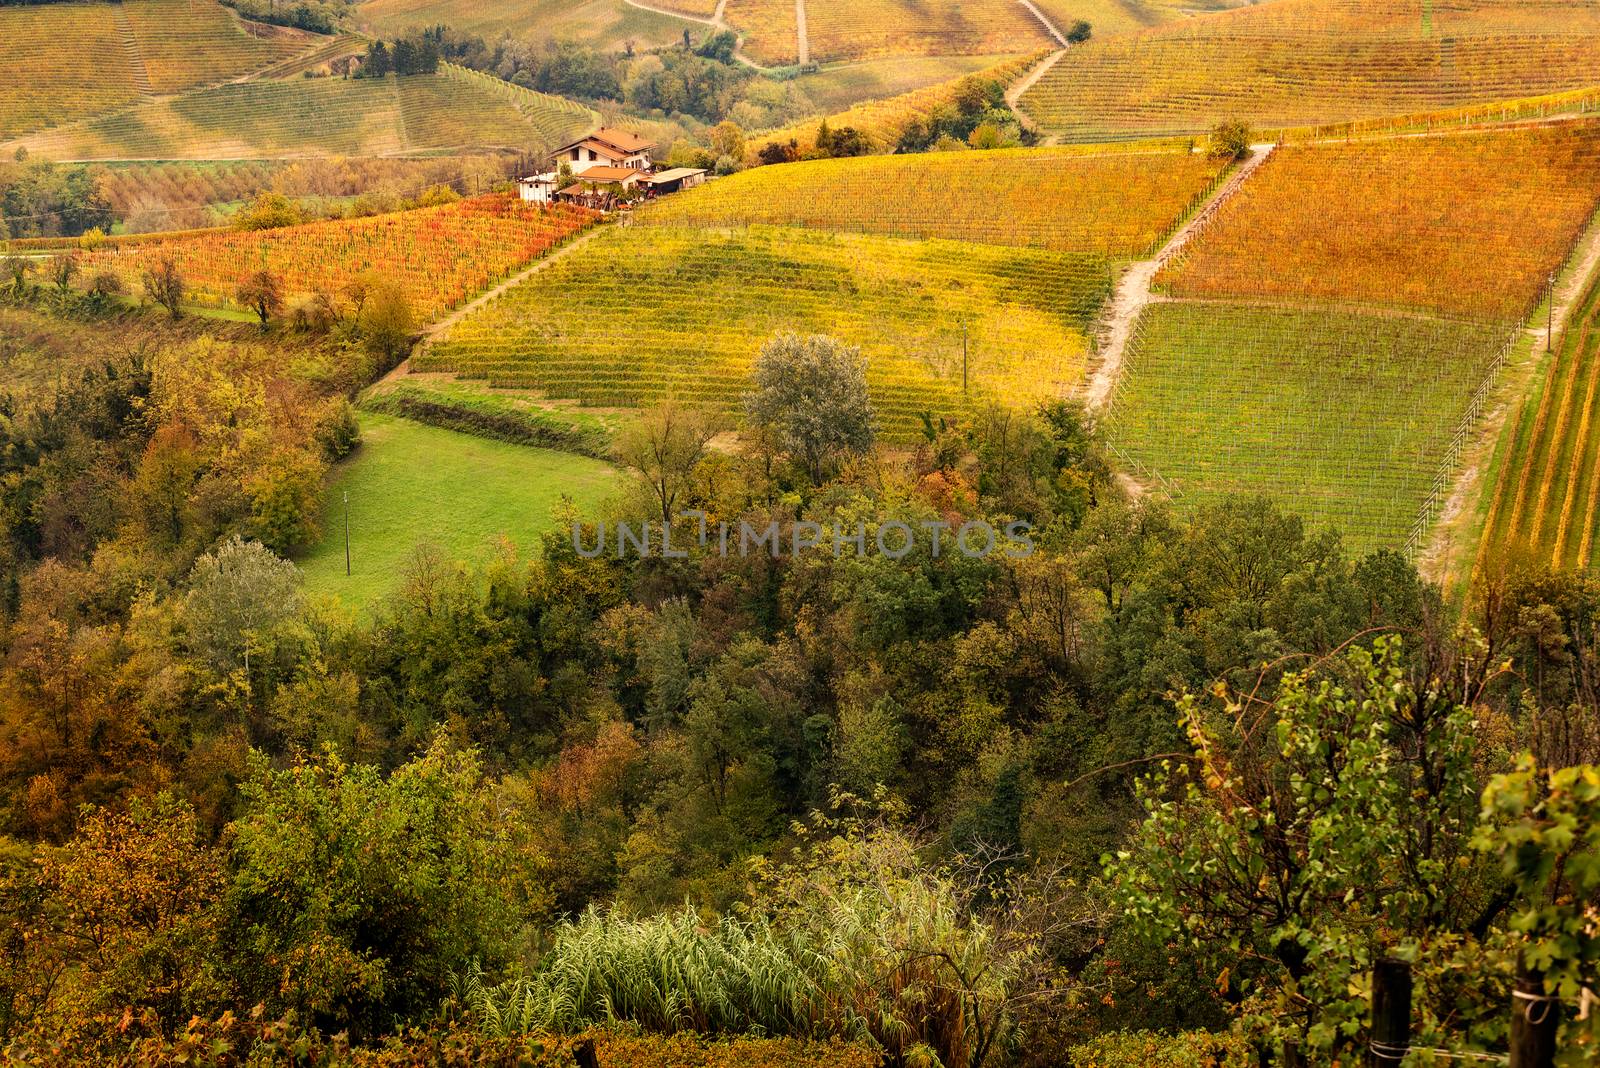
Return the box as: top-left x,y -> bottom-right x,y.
343,491 -> 351,577
961,318 -> 969,396
1549,272 -> 1556,354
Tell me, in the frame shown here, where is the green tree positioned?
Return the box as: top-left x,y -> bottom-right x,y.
1476,758 -> 1600,1061
1106,638 -> 1502,1058
744,332 -> 876,485
233,191 -> 302,232
4,256 -> 33,297
1207,119 -> 1254,160
221,739 -> 540,1036
184,534 -> 303,675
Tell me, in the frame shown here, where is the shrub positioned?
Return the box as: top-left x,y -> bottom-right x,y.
1068,1031 -> 1253,1067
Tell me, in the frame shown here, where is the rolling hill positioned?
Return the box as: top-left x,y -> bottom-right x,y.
7,66 -> 596,161
0,0 -> 317,142
1104,121 -> 1600,553
1019,0 -> 1600,141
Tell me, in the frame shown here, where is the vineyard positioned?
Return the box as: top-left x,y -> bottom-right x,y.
79,195 -> 599,321
643,146 -> 1227,257
1156,124 -> 1600,322
1102,303 -> 1511,551
357,0 -> 693,53
801,0 -> 1053,63
119,0 -> 310,93
1018,0 -> 1600,140
790,55 -> 1018,116
0,0 -> 312,141
753,53 -> 1042,156
92,155 -> 518,231
11,68 -> 595,161
1477,274 -> 1600,573
722,0 -> 799,66
416,225 -> 1113,439
0,4 -> 138,141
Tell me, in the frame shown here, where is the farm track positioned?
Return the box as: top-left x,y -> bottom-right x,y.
1431,207 -> 1600,583
1082,143 -> 1275,413
395,220 -> 616,385
795,0 -> 809,65
1017,0 -> 1069,47
1470,249 -> 1600,577
1005,49 -> 1067,132
618,0 -> 778,72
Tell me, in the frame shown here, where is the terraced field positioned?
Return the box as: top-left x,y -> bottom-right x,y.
645,146 -> 1227,257
357,0 -> 693,53
417,225 -> 1114,438
1103,303 -> 1511,551
753,53 -> 1044,155
80,195 -> 599,321
723,0 -> 799,65
1478,275 -> 1600,572
0,0 -> 309,141
11,68 -> 595,161
120,0 -> 309,93
1157,124 -> 1600,322
790,55 -> 1023,115
802,0 -> 1055,62
1019,0 -> 1600,140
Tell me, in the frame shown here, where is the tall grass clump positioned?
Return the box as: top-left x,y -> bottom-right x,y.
459,804 -> 1039,1068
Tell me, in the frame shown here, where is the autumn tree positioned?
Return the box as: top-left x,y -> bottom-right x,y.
141,256 -> 185,318
615,401 -> 721,527
236,268 -> 284,326
47,253 -> 77,295
359,280 -> 415,363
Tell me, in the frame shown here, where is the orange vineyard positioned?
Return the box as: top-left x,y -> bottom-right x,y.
79,194 -> 599,321
1155,124 -> 1600,322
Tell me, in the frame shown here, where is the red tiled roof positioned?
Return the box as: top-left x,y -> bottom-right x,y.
590,126 -> 656,153
573,166 -> 641,183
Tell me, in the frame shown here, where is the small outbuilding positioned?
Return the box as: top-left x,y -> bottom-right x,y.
640,168 -> 708,195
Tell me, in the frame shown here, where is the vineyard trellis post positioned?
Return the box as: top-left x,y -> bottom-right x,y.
1511,955 -> 1559,1068
1368,957 -> 1412,1066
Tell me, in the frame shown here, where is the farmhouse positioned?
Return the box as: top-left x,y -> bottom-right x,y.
555,127 -> 657,174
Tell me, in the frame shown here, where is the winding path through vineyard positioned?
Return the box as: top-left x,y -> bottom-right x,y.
395,219 -> 618,383
1005,48 -> 1066,131
619,0 -> 775,71
1083,143 -> 1276,412
1433,209 -> 1600,579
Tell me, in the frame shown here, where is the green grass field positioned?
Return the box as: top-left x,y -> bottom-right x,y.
1102,302 -> 1510,552
297,413 -> 620,608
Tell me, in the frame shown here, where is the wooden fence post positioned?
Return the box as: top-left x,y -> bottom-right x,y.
1510,956 -> 1559,1068
1369,957 -> 1413,1066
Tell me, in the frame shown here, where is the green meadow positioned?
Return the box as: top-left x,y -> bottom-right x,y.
297,412 -> 619,608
